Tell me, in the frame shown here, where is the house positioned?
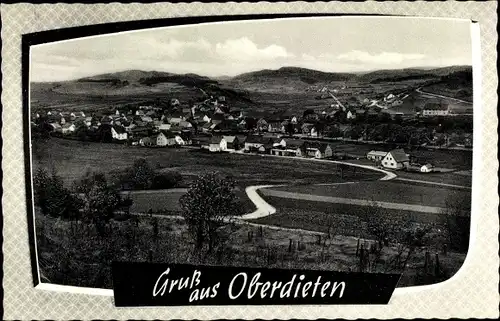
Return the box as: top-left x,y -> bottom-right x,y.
211,113 -> 225,125
271,140 -> 306,157
156,130 -> 177,147
256,118 -> 268,132
158,123 -> 172,131
221,135 -> 240,151
111,125 -> 128,141
244,135 -> 269,152
420,164 -> 434,173
168,117 -> 184,125
267,121 -> 282,133
310,126 -> 319,137
422,102 -> 450,116
305,143 -> 332,159
301,123 -> 315,135
272,137 -> 286,147
141,116 -> 153,123
61,123 -> 76,135
367,150 -> 388,162
209,136 -> 223,152
202,114 -> 212,123
174,135 -> 187,145
179,120 -> 193,129
47,122 -> 62,132
201,122 -> 214,133
381,149 -> 410,170
170,98 -> 180,107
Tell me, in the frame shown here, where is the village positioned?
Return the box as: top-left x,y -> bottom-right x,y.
32,87 -> 474,174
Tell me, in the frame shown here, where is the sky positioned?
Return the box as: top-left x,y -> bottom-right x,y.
31,16 -> 473,82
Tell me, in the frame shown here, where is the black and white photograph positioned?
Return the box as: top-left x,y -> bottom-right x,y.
28,16 -> 474,292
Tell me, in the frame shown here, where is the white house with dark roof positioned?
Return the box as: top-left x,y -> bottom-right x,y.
381,149 -> 410,169
221,135 -> 239,151
420,164 -> 434,173
157,130 -> 176,147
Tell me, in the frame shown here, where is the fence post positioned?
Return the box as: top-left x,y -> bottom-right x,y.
424,251 -> 430,274
359,245 -> 365,272
288,239 -> 293,252
434,253 -> 440,277
356,238 -> 360,256
317,234 -> 322,245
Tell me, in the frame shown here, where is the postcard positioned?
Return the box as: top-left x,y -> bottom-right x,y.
1,1 -> 498,319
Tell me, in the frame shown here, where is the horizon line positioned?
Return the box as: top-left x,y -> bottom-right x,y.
31,64 -> 473,83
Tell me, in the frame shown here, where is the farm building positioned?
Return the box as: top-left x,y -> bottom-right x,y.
381,149 -> 410,170
157,130 -> 176,147
367,150 -> 388,162
422,102 -> 450,116
420,164 -> 434,173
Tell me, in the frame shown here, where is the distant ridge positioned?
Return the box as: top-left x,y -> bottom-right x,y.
32,65 -> 472,85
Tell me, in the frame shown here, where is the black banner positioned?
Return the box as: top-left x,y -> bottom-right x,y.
112,262 -> 401,306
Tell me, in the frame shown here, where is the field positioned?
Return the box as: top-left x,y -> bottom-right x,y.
124,188 -> 255,215
32,138 -> 381,187
251,195 -> 462,233
266,180 -> 471,208
35,212 -> 466,289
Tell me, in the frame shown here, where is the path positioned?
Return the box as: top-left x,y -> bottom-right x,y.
416,87 -> 472,104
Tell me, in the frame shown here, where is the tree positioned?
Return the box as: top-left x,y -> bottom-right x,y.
34,168 -> 82,219
74,171 -> 122,236
126,158 -> 157,190
179,173 -> 240,258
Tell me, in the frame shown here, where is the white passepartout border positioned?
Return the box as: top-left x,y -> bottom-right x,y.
29,16 -> 480,298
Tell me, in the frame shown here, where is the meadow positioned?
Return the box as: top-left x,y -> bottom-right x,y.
32,138 -> 381,187
267,180 -> 471,209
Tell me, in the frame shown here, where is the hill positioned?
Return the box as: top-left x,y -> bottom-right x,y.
233,66 -> 354,84
30,65 -> 472,112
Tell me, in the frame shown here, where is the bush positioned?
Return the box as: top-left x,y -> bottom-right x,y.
151,171 -> 183,189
